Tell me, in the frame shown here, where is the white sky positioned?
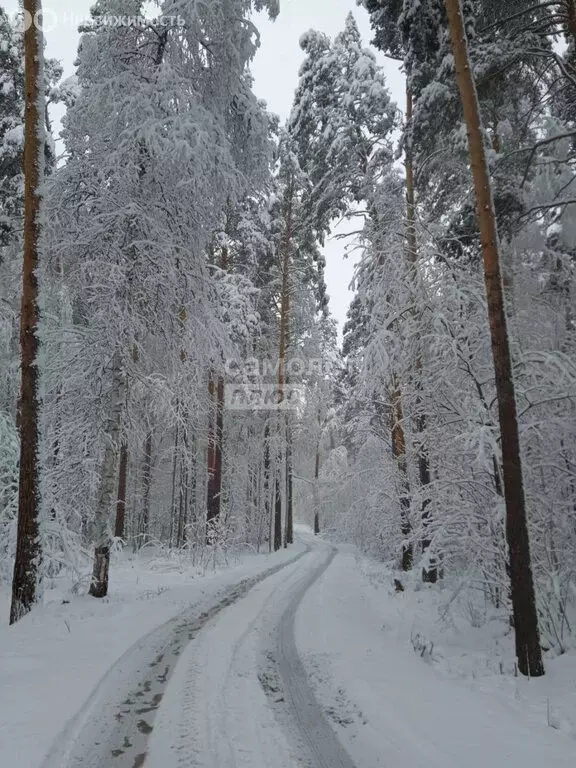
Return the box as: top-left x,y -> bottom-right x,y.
4,0 -> 404,336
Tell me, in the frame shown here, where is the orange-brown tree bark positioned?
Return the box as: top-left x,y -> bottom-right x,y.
444,0 -> 544,677
10,1 -> 44,625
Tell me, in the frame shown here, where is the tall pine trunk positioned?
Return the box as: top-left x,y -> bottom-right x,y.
114,442 -> 128,540
10,0 -> 45,624
444,0 -> 544,677
206,375 -> 224,533
263,423 -> 272,552
274,178 -> 293,551
206,246 -> 227,536
391,380 -> 412,571
566,0 -> 576,42
176,419 -> 192,546
140,431 -> 153,542
285,426 -> 293,546
274,466 -> 283,552
313,444 -> 320,535
168,420 -> 179,547
405,86 -> 435,582
418,409 -> 436,581
176,462 -> 188,546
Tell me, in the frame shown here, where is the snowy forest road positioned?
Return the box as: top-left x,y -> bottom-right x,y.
31,539 -> 576,768
42,539 -> 354,768
146,538 -> 355,768
276,546 -> 357,768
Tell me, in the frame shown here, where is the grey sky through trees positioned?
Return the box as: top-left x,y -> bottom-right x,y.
252,1 -> 404,337
4,0 -> 404,335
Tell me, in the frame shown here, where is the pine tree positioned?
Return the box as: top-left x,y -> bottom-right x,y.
0,8 -> 24,254
44,0 -> 276,594
290,13 -> 396,237
206,239 -> 229,537
10,0 -> 45,624
444,0 -> 544,677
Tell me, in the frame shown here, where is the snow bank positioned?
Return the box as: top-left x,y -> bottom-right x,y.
295,549 -> 575,768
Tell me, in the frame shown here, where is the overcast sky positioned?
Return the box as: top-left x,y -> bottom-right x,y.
5,0 -> 404,336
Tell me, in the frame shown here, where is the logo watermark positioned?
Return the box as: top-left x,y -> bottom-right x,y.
9,9 -> 185,34
222,355 -> 339,411
224,357 -> 334,379
225,384 -> 305,411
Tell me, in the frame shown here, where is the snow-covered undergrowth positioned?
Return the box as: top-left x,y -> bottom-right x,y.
359,551 -> 576,739
0,545 -> 301,768
296,547 -> 575,768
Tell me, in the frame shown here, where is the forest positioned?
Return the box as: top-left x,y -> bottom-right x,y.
2,0 -> 576,710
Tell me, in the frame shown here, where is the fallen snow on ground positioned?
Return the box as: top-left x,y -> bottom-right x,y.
295,547 -> 575,768
2,538 -> 575,768
0,545 -> 302,768
359,554 -> 576,739
146,549 -> 317,768
147,539 -> 357,768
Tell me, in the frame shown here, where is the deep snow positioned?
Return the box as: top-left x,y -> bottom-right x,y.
0,545 -> 303,768
295,547 -> 575,767
1,536 -> 575,768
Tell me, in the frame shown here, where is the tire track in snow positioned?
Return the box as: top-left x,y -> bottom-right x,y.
41,549 -> 306,768
275,545 -> 358,768
145,541 -> 352,768
148,548 -> 321,768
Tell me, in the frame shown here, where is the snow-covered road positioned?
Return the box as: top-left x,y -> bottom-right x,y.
37,538 -> 574,768
276,545 -> 356,768
40,540 -> 356,768
39,546 -> 314,768
146,540 -> 353,768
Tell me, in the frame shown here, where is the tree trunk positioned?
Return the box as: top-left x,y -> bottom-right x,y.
444,0 -> 544,677
406,85 -> 435,583
405,87 -> 418,267
313,445 -> 320,535
391,381 -> 413,571
275,177 -> 293,552
418,410 -> 437,583
90,546 -> 110,599
263,423 -> 272,552
188,433 -> 197,531
285,427 -> 294,546
140,431 -> 153,543
206,245 -> 228,536
89,360 -> 125,598
274,472 -> 283,552
114,442 -> 128,540
10,1 -> 45,624
566,0 -> 576,43
169,420 -> 180,548
206,374 -> 224,533
177,462 -> 188,546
